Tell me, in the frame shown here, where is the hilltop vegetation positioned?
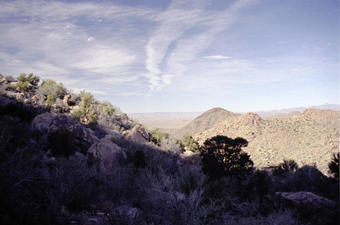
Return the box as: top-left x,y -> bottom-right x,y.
0,74 -> 339,225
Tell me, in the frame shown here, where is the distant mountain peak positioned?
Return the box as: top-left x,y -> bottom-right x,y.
177,107 -> 238,137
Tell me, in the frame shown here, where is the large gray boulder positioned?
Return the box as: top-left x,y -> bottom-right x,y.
87,138 -> 126,171
276,191 -> 337,209
276,191 -> 338,225
31,112 -> 99,154
124,125 -> 149,144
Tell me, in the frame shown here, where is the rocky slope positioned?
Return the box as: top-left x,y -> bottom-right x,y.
0,74 -> 338,225
195,109 -> 340,174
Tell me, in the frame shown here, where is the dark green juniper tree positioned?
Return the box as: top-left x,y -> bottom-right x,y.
200,135 -> 254,180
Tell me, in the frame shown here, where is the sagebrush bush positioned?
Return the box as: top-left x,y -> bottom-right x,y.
16,73 -> 40,93
177,136 -> 200,152
71,90 -> 97,125
38,79 -> 67,103
149,128 -> 169,146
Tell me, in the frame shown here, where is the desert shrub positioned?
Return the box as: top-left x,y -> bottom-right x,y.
101,101 -> 115,115
200,135 -> 254,180
71,108 -> 82,120
46,94 -> 54,106
92,101 -> 133,131
149,128 -> 169,146
328,152 -> 339,181
160,137 -> 181,154
178,136 -> 200,152
292,165 -> 336,198
71,90 -> 97,125
16,73 -> 40,92
38,79 -> 67,104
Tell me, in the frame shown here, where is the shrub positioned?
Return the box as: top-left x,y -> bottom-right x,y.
17,73 -> 40,92
149,128 -> 169,146
200,135 -> 254,180
71,91 -> 97,125
38,79 -> 67,103
46,94 -> 54,106
178,136 -> 200,152
328,152 -> 339,181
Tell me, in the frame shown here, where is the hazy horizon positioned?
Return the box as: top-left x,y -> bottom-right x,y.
0,0 -> 339,113
128,103 -> 340,114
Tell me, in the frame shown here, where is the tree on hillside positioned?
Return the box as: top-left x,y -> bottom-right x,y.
328,152 -> 339,181
200,135 -> 254,180
272,159 -> 299,176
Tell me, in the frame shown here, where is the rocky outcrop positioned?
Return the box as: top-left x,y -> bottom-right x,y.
276,191 -> 338,225
32,112 -> 99,153
124,125 -> 149,144
87,137 -> 127,171
276,191 -> 336,209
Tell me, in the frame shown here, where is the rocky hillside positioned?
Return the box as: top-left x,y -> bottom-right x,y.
0,74 -> 338,225
176,107 -> 239,137
195,109 -> 340,174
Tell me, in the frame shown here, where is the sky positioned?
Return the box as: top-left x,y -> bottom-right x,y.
0,0 -> 339,113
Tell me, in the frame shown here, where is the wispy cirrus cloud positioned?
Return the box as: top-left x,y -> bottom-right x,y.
144,0 -> 258,92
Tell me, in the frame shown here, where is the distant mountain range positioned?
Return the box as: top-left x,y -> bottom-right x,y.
256,104 -> 340,118
131,105 -> 340,174
129,104 -> 340,129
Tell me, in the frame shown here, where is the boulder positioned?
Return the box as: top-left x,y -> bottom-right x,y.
87,138 -> 126,171
276,191 -> 338,225
5,76 -> 16,83
276,191 -> 336,209
31,94 -> 43,106
63,94 -> 77,106
124,125 -> 149,144
32,112 -> 99,154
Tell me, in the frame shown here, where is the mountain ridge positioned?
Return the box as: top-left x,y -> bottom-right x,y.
194,107 -> 340,174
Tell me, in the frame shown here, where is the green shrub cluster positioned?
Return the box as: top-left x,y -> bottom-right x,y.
71,90 -> 97,125
149,128 -> 170,146
177,136 -> 200,152
38,79 -> 67,105
16,73 -> 40,92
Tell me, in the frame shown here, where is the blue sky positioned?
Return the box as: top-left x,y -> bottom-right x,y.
0,0 -> 338,113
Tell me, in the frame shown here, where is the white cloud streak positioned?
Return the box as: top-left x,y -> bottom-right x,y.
144,0 -> 259,92
204,55 -> 232,60
0,0 -> 159,96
